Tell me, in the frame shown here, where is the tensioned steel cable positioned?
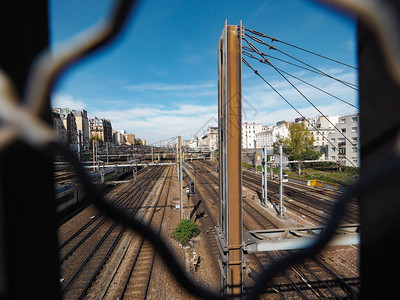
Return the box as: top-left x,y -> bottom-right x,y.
271,63 -> 359,150
242,49 -> 359,109
245,28 -> 358,70
242,39 -> 360,150
243,44 -> 354,81
245,33 -> 359,91
242,58 -> 357,168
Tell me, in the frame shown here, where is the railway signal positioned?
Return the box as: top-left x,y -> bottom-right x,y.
188,180 -> 195,195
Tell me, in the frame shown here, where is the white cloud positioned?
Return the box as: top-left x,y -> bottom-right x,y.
51,93 -> 87,110
125,81 -> 215,92
91,103 -> 218,144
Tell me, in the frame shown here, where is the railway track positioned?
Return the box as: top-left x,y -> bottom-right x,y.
59,168 -> 151,263
59,166 -> 166,299
195,160 -> 360,298
183,163 -> 222,278
242,170 -> 358,224
119,166 -> 173,299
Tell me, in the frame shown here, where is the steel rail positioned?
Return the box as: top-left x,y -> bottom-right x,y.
242,195 -> 354,299
119,166 -> 173,299
61,166 -> 166,298
242,174 -> 329,224
59,166 -> 156,260
68,167 -> 166,298
182,163 -> 222,279
243,171 -> 359,224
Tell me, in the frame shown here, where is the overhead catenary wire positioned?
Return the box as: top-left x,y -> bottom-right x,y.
243,49 -> 358,109
271,62 -> 360,151
242,58 -> 357,168
242,38 -> 360,150
243,38 -> 359,90
244,34 -> 359,91
245,28 -> 358,70
244,44 -> 354,84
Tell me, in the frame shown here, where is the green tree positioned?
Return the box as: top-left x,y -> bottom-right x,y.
284,122 -> 320,159
89,134 -> 103,147
273,133 -> 290,155
284,122 -> 321,174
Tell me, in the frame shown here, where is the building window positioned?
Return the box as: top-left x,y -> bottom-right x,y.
339,148 -> 346,155
331,156 -> 336,160
351,127 -> 357,133
341,128 -> 346,133
331,138 -> 335,143
352,147 -> 358,153
331,146 -> 336,151
352,117 -> 358,122
340,119 -> 346,124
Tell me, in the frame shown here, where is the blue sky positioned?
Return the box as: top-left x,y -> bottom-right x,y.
49,0 -> 358,145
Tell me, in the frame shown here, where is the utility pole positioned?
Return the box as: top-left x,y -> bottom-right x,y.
77,130 -> 82,161
279,144 -> 284,217
262,145 -> 267,205
176,143 -> 179,181
92,139 -> 95,172
178,135 -> 183,220
270,161 -> 273,180
254,139 -> 257,172
106,142 -> 109,164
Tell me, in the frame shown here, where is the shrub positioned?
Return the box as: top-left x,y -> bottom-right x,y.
172,219 -> 200,245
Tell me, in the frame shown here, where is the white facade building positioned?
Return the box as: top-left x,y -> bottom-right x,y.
255,121 -> 289,150
200,126 -> 218,151
242,122 -> 262,149
187,137 -> 201,149
307,115 -> 340,148
327,114 -> 360,167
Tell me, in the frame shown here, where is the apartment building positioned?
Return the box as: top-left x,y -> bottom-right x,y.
52,112 -> 68,145
125,134 -> 136,145
200,126 -> 218,151
327,114 -> 360,167
307,115 -> 340,148
256,121 -> 289,150
53,108 -> 78,145
90,117 -> 113,143
72,109 -> 89,147
242,122 -> 262,149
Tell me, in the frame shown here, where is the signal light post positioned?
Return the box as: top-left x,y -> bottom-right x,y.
186,180 -> 196,219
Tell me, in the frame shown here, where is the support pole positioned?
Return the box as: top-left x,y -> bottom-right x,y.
92,139 -> 95,172
270,161 -> 273,180
178,136 -> 183,220
279,144 -> 284,217
106,142 -> 109,164
254,140 -> 257,172
176,143 -> 179,181
262,146 -> 267,204
218,21 -> 243,297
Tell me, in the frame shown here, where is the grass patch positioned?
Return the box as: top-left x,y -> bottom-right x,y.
172,219 -> 200,245
285,168 -> 358,186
